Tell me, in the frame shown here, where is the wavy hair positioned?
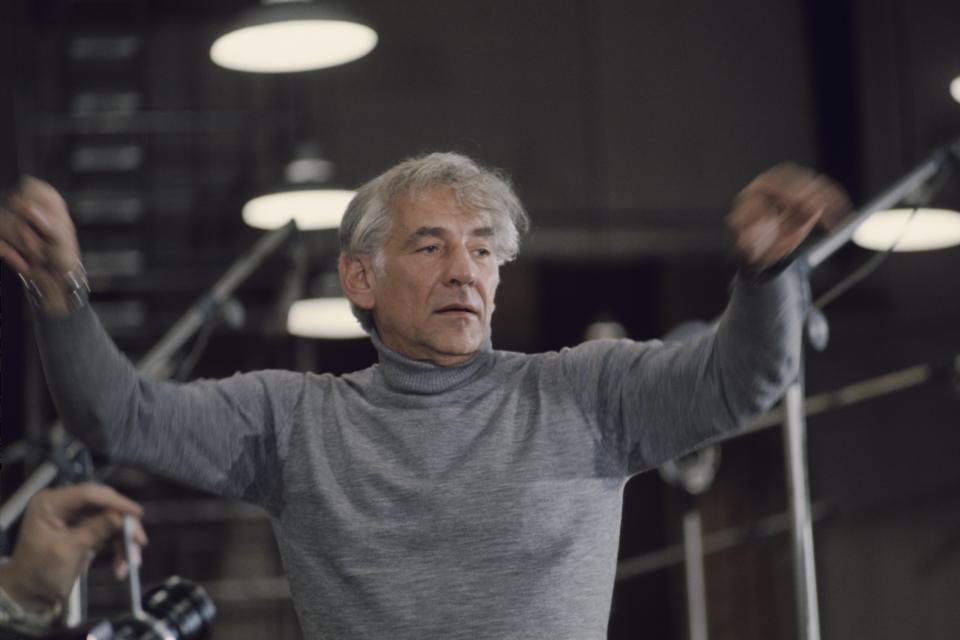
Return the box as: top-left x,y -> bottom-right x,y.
339,152 -> 529,332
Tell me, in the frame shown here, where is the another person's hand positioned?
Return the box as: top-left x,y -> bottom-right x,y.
0,483 -> 147,615
727,163 -> 851,269
0,177 -> 83,315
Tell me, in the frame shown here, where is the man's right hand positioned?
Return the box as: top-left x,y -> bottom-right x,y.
0,177 -> 83,315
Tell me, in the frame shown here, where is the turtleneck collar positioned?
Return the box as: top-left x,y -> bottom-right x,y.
369,329 -> 495,395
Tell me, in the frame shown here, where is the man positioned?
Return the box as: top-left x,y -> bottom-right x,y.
0,484 -> 147,633
0,153 -> 848,638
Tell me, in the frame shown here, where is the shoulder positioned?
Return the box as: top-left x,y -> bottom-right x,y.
205,368 -> 309,406
305,364 -> 382,401
490,339 -> 663,378
227,366 -> 380,415
558,338 -> 663,370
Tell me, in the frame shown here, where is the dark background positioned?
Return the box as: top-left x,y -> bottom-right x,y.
2,0 -> 960,638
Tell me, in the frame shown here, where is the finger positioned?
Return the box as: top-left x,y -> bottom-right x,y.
813,179 -> 853,230
114,557 -> 129,580
757,181 -> 825,225
110,518 -> 146,579
743,167 -> 829,217
728,191 -> 773,229
22,179 -> 76,248
793,175 -> 842,216
121,516 -> 148,546
738,186 -> 825,251
734,216 -> 779,265
733,200 -> 821,267
42,483 -> 144,521
772,200 -> 824,237
757,215 -> 818,266
0,200 -> 47,264
68,510 -> 126,551
728,191 -> 791,261
0,205 -> 61,272
17,221 -> 49,264
741,163 -> 819,201
3,190 -> 56,241
752,171 -> 851,231
20,176 -> 69,223
0,238 -> 31,274
10,179 -> 78,266
112,539 -> 130,580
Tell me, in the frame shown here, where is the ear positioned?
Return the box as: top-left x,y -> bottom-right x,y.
338,253 -> 376,311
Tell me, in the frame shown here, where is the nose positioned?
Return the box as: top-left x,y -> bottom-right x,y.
445,244 -> 476,286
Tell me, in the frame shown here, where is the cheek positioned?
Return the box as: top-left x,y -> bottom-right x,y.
484,272 -> 500,310
399,275 -> 433,317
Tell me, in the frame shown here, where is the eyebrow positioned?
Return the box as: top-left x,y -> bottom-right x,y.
402,225 -> 495,248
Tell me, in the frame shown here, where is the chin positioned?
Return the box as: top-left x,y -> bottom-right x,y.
435,338 -> 481,356
429,330 -> 485,357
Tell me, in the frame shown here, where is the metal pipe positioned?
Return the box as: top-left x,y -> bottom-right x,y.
780,140 -> 959,639
617,504 -> 829,581
805,142 -> 955,268
740,357 -> 942,436
783,379 -> 821,640
137,221 -> 296,377
683,509 -> 709,640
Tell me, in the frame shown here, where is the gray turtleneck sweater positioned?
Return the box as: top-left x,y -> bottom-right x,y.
33,268 -> 802,639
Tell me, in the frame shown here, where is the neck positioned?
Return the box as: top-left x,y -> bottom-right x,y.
375,331 -> 486,367
381,341 -> 477,367
369,330 -> 494,395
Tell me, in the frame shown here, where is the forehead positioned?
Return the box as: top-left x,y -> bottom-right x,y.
390,187 -> 493,232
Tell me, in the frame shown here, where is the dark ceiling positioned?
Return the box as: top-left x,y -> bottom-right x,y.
2,0 -> 955,348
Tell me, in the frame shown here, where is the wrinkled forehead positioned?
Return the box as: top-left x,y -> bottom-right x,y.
389,186 -> 498,229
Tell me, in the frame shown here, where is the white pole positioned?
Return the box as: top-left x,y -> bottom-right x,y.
783,379 -> 821,640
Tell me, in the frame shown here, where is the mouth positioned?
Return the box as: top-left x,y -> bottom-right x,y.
435,304 -> 479,316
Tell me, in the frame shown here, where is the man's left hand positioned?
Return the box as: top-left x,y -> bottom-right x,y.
727,163 -> 852,269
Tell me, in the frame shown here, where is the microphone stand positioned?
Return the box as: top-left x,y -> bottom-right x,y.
136,221 -> 297,378
0,220 -> 297,624
782,138 -> 960,640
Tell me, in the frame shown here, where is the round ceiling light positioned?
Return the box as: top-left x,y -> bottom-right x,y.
287,297 -> 366,339
852,208 -> 960,252
951,76 -> 960,104
210,2 -> 377,73
242,188 -> 355,230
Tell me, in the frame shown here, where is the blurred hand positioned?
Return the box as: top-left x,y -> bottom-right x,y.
727,163 -> 851,269
0,177 -> 82,314
0,483 -> 147,614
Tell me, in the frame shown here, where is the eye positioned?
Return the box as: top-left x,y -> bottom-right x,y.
417,244 -> 439,254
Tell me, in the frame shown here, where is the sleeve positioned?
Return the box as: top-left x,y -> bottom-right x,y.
30,304 -> 305,509
559,264 -> 804,475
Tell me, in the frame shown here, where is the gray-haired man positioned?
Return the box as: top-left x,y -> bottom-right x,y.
1,153 -> 848,638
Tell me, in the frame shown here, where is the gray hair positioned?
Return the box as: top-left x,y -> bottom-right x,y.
339,151 -> 530,332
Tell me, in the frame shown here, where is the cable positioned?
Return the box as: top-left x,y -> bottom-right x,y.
813,206 -> 918,310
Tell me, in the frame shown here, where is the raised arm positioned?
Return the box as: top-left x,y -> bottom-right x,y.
561,164 -> 850,474
1,178 -> 301,508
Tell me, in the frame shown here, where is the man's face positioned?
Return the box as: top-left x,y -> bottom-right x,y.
361,188 -> 501,366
